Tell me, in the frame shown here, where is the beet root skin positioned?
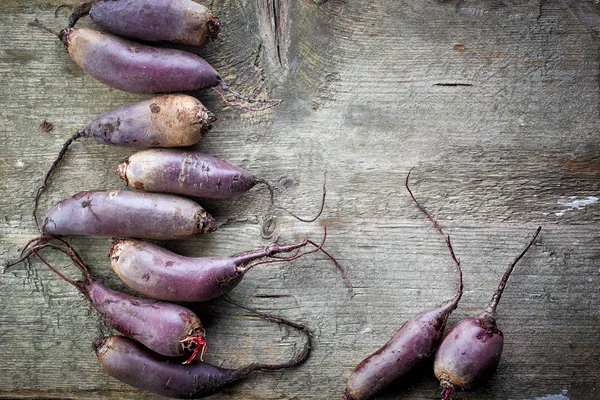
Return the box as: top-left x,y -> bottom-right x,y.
109,238 -> 312,302
88,0 -> 220,46
85,281 -> 204,357
83,94 -> 214,148
118,149 -> 259,198
344,301 -> 456,400
434,317 -> 504,392
61,28 -> 221,94
94,336 -> 239,399
42,190 -> 216,240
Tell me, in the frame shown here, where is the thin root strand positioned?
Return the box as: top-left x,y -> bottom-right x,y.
69,1 -> 95,27
307,239 -> 353,293
269,173 -> 327,223
29,19 -> 60,38
33,130 -> 86,232
223,297 -> 313,373
220,81 -> 282,104
441,387 -> 453,400
405,169 -> 462,305
484,226 -> 541,315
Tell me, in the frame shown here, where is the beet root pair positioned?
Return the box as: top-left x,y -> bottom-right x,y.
344,175 -> 541,400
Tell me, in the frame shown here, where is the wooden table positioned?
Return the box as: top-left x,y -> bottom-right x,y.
1,0 -> 598,398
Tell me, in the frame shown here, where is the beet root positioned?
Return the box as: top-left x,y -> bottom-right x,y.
110,238 -> 315,302
343,171 -> 463,400
434,317 -> 503,395
118,149 -> 262,198
81,0 -> 221,46
61,27 -> 221,94
344,301 -> 458,400
30,20 -> 282,109
82,94 -> 215,148
42,190 -> 216,240
433,226 -> 541,398
86,280 -> 206,359
95,336 -> 237,399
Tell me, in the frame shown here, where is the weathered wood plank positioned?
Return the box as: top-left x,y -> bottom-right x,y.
1,0 -> 599,399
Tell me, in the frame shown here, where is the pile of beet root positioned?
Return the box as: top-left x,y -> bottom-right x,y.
11,1 -> 353,398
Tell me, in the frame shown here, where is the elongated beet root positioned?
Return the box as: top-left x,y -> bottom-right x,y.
96,336 -> 236,398
343,172 -> 463,400
60,27 -> 220,94
94,308 -> 312,398
80,94 -> 215,148
118,149 -> 263,198
31,20 -> 281,109
84,280 -> 205,359
434,227 -> 542,399
70,0 -> 220,46
42,190 -> 215,239
17,240 -> 207,362
110,238 -> 314,302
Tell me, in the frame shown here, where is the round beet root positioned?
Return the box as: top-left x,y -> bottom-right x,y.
434,227 -> 541,399
434,317 -> 504,393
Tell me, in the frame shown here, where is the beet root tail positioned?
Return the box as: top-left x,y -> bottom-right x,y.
180,333 -> 207,364
441,386 -> 454,400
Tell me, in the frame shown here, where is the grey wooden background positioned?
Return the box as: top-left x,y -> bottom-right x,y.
1,0 -> 599,399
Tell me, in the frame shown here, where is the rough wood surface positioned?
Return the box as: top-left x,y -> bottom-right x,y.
1,0 -> 599,399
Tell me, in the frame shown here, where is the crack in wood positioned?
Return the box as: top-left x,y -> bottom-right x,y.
257,0 -> 287,69
272,0 -> 283,67
434,83 -> 474,87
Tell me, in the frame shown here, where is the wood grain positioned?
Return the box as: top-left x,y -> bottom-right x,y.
1,0 -> 599,399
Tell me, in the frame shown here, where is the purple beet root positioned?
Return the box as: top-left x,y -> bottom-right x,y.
69,0 -> 220,46
109,237 -> 327,302
61,27 -> 220,94
11,239 -> 207,363
41,190 -> 216,240
118,149 -> 263,198
30,20 -> 281,109
81,94 -> 215,148
434,226 -> 541,399
343,171 -> 463,400
95,336 -> 235,399
94,307 -> 312,398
